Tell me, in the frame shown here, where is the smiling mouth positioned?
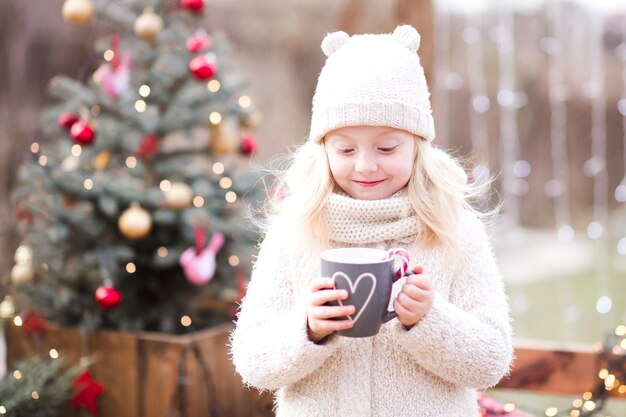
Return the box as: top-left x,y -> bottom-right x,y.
354,180 -> 385,187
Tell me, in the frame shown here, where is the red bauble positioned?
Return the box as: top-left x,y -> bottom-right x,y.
239,134 -> 257,155
95,286 -> 122,310
70,121 -> 95,145
137,133 -> 160,160
189,55 -> 218,80
58,112 -> 80,129
180,0 -> 204,12
186,32 -> 210,52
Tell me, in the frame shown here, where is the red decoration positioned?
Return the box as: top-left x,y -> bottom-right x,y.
95,286 -> 122,310
22,309 -> 48,338
15,202 -> 33,224
70,121 -> 96,145
186,31 -> 210,52
72,371 -> 105,415
239,134 -> 257,155
58,112 -> 80,129
189,54 -> 218,80
180,0 -> 204,12
137,133 -> 160,160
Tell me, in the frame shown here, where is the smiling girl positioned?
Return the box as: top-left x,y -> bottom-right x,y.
231,25 -> 513,417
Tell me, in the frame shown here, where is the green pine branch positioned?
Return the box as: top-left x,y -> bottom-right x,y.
0,356 -> 81,417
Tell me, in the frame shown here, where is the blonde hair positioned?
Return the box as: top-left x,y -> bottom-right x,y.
261,137 -> 494,257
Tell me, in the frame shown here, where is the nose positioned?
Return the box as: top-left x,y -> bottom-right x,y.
354,151 -> 377,174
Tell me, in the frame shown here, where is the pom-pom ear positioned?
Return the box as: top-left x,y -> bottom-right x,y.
321,31 -> 350,57
392,25 -> 420,52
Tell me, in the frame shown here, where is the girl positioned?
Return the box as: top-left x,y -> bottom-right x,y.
231,25 -> 513,417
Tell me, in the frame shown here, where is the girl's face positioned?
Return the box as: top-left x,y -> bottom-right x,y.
325,126 -> 416,200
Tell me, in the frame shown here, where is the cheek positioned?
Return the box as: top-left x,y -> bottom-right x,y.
390,156 -> 414,181
327,154 -> 349,178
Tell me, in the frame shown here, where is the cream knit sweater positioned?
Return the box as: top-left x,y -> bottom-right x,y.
231,192 -> 513,417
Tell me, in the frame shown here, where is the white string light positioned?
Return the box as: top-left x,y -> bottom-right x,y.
587,10 -> 612,318
496,0 -> 522,231
617,13 -> 626,255
433,0 -> 451,148
463,12 -> 491,184
546,1 -> 574,244
544,2 -> 582,339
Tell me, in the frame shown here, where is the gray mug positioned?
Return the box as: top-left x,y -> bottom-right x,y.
321,247 -> 408,338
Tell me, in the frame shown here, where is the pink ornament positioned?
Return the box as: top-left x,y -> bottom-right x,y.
97,51 -> 132,99
95,286 -> 122,310
180,231 -> 225,285
239,134 -> 257,155
70,120 -> 96,145
58,112 -> 80,129
180,0 -> 204,12
189,54 -> 218,80
186,31 -> 211,52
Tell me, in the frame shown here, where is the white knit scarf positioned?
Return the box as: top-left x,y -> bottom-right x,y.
324,191 -> 421,245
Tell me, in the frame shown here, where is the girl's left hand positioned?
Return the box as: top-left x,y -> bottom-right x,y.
393,265 -> 434,328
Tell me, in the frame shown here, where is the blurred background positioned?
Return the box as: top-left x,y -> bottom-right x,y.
1,0 -> 625,415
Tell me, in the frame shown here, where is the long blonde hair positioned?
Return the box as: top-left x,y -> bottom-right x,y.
261,136 -> 494,257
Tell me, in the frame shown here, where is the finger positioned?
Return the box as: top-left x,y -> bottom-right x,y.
406,274 -> 432,290
310,318 -> 354,334
310,305 -> 355,320
395,291 -> 422,311
310,277 -> 336,292
310,289 -> 349,306
400,283 -> 431,301
393,298 -> 413,318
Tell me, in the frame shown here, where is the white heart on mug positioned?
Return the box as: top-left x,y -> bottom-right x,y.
332,271 -> 377,323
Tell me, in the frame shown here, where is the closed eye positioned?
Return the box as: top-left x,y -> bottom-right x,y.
378,146 -> 398,153
337,148 -> 355,155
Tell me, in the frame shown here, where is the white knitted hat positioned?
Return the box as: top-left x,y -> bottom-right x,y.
309,25 -> 435,143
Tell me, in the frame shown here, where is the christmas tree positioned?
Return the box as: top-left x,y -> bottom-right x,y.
0,355 -> 82,417
7,0 -> 261,334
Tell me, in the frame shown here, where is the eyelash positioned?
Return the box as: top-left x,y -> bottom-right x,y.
336,146 -> 397,155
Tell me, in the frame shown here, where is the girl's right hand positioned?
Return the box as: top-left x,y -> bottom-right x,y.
306,277 -> 355,343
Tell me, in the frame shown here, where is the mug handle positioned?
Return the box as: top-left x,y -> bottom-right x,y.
383,249 -> 412,323
383,309 -> 397,323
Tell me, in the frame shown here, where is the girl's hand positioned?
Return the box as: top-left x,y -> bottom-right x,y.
306,277 -> 355,343
393,266 -> 434,329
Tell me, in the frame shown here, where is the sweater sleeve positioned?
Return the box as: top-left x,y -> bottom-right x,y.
229,223 -> 339,390
391,213 -> 513,389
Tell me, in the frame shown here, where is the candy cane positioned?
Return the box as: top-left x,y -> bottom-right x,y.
386,248 -> 410,279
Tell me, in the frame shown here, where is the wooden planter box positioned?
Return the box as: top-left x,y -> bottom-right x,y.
4,322 -> 273,417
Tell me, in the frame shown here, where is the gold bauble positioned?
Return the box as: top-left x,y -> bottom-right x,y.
164,182 -> 193,210
0,296 -> 16,319
11,263 -> 35,285
210,124 -> 240,156
62,155 -> 81,172
62,0 -> 95,25
118,203 -> 152,240
239,111 -> 263,129
14,245 -> 33,265
134,9 -> 164,42
93,151 -> 111,170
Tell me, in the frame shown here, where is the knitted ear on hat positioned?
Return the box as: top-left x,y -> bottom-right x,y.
321,31 -> 350,57
392,25 -> 421,53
